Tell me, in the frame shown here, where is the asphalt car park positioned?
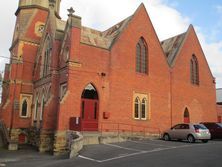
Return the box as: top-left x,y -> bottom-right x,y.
1,139 -> 222,167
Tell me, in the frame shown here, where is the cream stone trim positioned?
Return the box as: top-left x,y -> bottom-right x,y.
19,94 -> 33,118
60,90 -> 70,104
2,99 -> 10,110
23,41 -> 39,46
133,92 -> 150,121
10,80 -> 22,84
68,61 -> 82,68
18,41 -> 24,59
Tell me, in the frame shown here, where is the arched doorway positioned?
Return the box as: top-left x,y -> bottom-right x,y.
184,108 -> 190,123
81,83 -> 99,131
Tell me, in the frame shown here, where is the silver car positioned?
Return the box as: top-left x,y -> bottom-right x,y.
163,123 -> 211,143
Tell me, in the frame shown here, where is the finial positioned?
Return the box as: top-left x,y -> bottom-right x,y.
68,7 -> 75,16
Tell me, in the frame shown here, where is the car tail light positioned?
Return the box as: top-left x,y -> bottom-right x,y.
195,129 -> 200,133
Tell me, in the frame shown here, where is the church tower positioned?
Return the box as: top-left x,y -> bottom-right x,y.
0,0 -> 61,144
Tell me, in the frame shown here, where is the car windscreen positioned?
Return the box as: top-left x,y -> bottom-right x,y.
194,124 -> 207,130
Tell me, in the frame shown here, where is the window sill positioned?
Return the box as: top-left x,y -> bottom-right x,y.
134,118 -> 148,121
20,116 -> 29,119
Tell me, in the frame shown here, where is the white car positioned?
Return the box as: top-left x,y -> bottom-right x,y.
163,123 -> 211,143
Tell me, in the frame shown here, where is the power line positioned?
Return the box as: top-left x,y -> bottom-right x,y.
0,55 -> 217,90
0,55 -> 101,75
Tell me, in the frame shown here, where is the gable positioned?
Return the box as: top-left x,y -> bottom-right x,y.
161,32 -> 186,66
107,3 -> 170,74
169,25 -> 214,83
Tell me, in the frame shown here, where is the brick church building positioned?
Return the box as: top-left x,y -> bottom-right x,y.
0,0 -> 218,153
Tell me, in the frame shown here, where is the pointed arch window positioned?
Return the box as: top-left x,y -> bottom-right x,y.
21,100 -> 28,117
136,38 -> 148,74
40,97 -> 45,121
43,36 -> 52,77
134,97 -> 140,119
34,99 -> 38,121
141,98 -> 147,119
190,55 -> 199,85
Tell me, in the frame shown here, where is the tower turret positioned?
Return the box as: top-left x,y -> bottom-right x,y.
17,0 -> 61,16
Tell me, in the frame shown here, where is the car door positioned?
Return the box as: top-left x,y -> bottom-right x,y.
169,124 -> 182,139
178,124 -> 190,139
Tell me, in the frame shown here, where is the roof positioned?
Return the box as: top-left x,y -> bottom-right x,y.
161,32 -> 186,66
55,15 -> 132,49
216,89 -> 222,103
81,16 -> 132,49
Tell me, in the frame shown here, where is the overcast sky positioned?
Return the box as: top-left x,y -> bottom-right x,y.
0,0 -> 221,88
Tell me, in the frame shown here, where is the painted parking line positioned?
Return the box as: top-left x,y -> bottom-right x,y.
78,155 -> 102,163
78,142 -> 217,163
104,143 -> 144,152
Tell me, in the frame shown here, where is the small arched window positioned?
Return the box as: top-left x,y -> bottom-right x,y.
134,97 -> 140,119
141,98 -> 147,119
136,38 -> 148,74
40,97 -> 45,121
43,36 -> 52,77
34,99 -> 38,121
21,100 -> 28,117
190,55 -> 199,85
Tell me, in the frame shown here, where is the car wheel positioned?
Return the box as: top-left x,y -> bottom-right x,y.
202,139 -> 208,143
163,133 -> 170,141
187,135 -> 195,143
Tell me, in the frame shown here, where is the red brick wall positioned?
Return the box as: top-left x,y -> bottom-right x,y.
1,3 -> 218,135
217,105 -> 222,122
171,26 -> 217,125
57,42 -> 110,130
106,5 -> 171,132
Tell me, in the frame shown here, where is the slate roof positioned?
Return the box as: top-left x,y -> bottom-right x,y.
55,16 -> 132,49
80,16 -> 132,49
161,32 -> 186,66
55,4 -> 189,64
217,89 -> 222,103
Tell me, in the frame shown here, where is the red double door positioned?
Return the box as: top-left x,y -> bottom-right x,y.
81,99 -> 99,131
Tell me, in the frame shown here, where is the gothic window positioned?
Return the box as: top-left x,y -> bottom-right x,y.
34,99 -> 38,121
134,94 -> 149,120
134,97 -> 140,119
40,97 -> 45,121
136,37 -> 148,74
20,94 -> 32,118
190,55 -> 199,85
43,36 -> 52,77
141,98 -> 147,119
21,100 -> 28,117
